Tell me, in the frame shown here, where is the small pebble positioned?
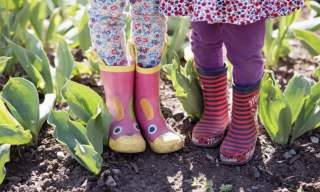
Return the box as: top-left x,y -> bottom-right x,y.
105,176 -> 117,187
130,162 -> 139,173
310,136 -> 319,144
111,168 -> 121,175
56,152 -> 65,160
315,153 -> 320,158
252,167 -> 261,178
288,149 -> 297,156
283,152 -> 292,160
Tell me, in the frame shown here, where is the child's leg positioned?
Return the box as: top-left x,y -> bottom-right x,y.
89,0 -> 146,153
131,0 -> 184,153
190,22 -> 229,147
223,20 -> 266,87
88,0 -> 128,66
130,0 -> 166,68
220,20 -> 265,164
191,22 -> 224,72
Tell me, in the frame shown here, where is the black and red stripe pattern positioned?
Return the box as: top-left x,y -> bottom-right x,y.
192,70 -> 229,147
220,85 -> 260,165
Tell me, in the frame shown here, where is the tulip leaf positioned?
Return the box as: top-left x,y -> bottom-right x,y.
293,29 -> 320,55
48,111 -> 103,175
0,144 -> 10,185
2,78 -> 40,141
284,74 -> 314,123
55,39 -> 75,99
0,99 -> 32,145
61,80 -> 106,121
7,39 -> 46,89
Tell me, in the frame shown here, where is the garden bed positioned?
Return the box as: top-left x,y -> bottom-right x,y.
0,60 -> 319,192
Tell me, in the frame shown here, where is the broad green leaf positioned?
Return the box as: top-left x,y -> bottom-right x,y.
74,141 -> 102,175
25,32 -> 54,93
0,56 -> 11,73
258,74 -> 291,145
39,94 -> 56,128
7,39 -> 46,89
315,66 -> 320,79
55,39 -> 75,99
48,111 -> 102,174
77,8 -> 91,51
86,106 -> 111,152
294,29 -> 320,54
61,80 -> 104,122
29,1 -> 47,40
0,99 -> 32,145
2,78 -> 40,141
45,9 -> 62,46
0,144 -> 10,185
0,125 -> 32,145
284,74 -> 313,123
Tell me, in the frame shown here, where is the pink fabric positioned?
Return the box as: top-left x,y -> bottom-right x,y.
160,0 -> 304,25
101,70 -> 141,140
135,70 -> 171,142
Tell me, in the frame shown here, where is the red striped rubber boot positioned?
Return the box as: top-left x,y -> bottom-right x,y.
220,85 -> 260,165
192,68 -> 229,147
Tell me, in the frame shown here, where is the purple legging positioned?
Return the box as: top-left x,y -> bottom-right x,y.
191,20 -> 265,87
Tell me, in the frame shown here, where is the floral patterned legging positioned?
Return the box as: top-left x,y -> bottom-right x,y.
89,0 -> 166,68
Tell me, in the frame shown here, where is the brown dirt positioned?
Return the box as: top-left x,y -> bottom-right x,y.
1,65 -> 320,192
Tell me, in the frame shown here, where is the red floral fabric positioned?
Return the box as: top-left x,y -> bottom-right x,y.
160,0 -> 304,25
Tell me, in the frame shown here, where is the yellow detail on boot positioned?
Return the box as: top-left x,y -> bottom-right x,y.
136,64 -> 161,74
149,132 -> 184,154
140,98 -> 154,121
109,135 -> 146,153
110,97 -> 124,121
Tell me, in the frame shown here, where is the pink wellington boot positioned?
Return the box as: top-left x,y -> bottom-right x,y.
135,65 -> 184,153
100,65 -> 146,153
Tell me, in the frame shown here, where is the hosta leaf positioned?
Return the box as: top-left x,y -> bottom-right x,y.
48,111 -> 102,174
284,74 -> 314,123
61,80 -> 105,122
55,39 -> 75,99
2,78 -> 40,141
0,144 -> 10,185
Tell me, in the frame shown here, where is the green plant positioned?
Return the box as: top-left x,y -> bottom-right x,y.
162,17 -> 190,64
219,184 -> 233,192
1,77 -> 55,142
162,54 -> 203,119
0,144 -> 10,185
263,12 -> 300,69
259,71 -> 320,145
48,80 -> 111,174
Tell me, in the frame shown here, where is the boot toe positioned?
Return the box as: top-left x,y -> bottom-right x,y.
220,147 -> 255,165
109,134 -> 146,153
149,132 -> 184,154
192,134 -> 224,147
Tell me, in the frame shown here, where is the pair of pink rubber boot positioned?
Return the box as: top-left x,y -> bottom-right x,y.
100,64 -> 184,154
